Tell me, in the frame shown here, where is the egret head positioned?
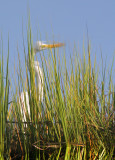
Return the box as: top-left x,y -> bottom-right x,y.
33,41 -> 65,53
33,41 -> 46,53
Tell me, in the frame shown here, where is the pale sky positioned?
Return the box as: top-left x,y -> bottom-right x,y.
0,1 -> 115,87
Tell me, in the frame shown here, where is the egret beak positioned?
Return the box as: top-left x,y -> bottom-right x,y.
41,43 -> 65,49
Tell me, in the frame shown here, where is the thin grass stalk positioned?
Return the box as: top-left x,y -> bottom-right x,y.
0,43 -> 4,160
0,38 -> 9,159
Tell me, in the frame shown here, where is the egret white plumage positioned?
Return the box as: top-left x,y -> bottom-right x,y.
19,41 -> 64,125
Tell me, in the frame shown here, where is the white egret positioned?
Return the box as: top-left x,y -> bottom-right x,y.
19,41 -> 64,125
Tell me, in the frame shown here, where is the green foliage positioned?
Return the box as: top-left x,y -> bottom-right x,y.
1,28 -> 115,159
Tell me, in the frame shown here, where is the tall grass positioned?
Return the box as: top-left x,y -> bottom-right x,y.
1,28 -> 115,159
0,38 -> 9,159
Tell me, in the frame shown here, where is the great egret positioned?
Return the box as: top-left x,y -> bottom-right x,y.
19,41 -> 64,125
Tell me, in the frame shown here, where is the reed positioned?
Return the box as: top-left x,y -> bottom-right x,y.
0,38 -> 9,159
1,27 -> 115,159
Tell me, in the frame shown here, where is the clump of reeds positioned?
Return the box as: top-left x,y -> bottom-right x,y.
1,28 -> 115,159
